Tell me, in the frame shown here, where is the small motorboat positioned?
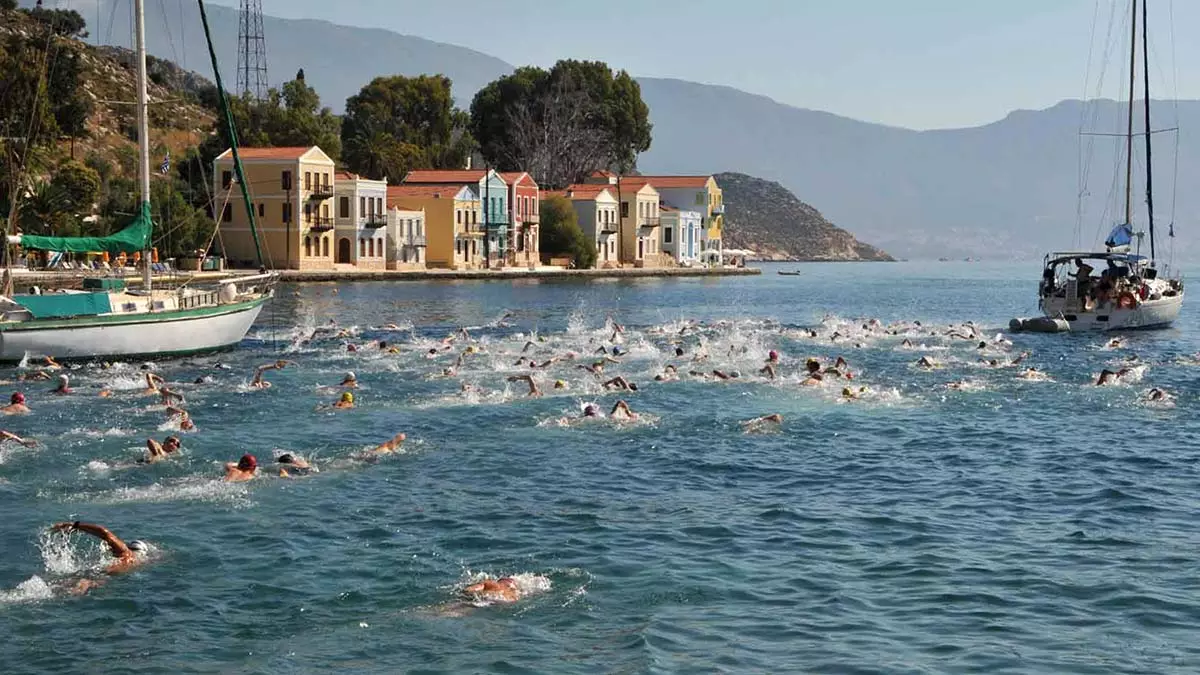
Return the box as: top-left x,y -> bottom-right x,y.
777,270 -> 801,276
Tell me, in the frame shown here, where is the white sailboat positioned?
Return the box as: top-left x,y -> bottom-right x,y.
1025,0 -> 1183,333
0,0 -> 276,361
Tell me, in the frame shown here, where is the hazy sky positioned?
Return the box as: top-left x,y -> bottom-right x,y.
205,1 -> 1197,130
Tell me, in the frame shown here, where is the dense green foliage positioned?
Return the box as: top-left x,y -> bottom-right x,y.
539,195 -> 596,269
340,74 -> 474,183
470,60 -> 652,188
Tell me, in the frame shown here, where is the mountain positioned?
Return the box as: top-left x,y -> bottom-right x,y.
85,3 -> 1200,261
90,0 -> 513,110
636,78 -> 1200,261
716,173 -> 892,262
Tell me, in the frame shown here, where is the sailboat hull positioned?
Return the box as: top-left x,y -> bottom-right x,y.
0,296 -> 267,362
1040,292 -> 1183,332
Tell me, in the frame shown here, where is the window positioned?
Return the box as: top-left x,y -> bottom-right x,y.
281,171 -> 292,190
621,202 -> 629,218
696,192 -> 704,205
360,239 -> 366,257
369,239 -> 376,257
304,237 -> 311,257
283,203 -> 292,223
322,204 -> 329,218
416,220 -> 422,236
257,203 -> 265,218
222,204 -> 232,222
322,238 -> 329,257
304,203 -> 312,221
376,197 -> 382,214
360,196 -> 366,216
456,210 -> 462,225
222,170 -> 232,189
339,197 -> 350,218
472,210 -> 477,224
304,172 -> 312,191
664,227 -> 673,244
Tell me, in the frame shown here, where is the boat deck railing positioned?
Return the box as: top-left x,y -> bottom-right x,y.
178,290 -> 221,309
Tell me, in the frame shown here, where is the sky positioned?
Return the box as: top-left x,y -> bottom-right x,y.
140,1 -> 1200,130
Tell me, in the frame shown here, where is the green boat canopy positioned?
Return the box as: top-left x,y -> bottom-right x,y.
19,201 -> 152,254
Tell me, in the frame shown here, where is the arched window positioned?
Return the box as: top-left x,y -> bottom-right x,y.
369,239 -> 376,257
304,237 -> 312,257
322,237 -> 329,257
359,239 -> 366,257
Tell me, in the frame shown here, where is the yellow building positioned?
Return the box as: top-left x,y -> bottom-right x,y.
213,146 -> 337,270
386,184 -> 482,269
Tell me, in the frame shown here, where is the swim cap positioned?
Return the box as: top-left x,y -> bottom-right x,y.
11,392 -> 24,404
768,350 -> 778,360
583,403 -> 600,417
237,454 -> 257,471
165,436 -> 181,447
58,374 -> 69,384
128,540 -> 148,553
344,371 -> 356,381
341,391 -> 354,403
554,379 -> 566,388
278,453 -> 295,464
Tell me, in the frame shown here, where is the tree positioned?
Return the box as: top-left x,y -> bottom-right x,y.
0,1 -> 18,13
470,60 -> 652,188
23,6 -> 88,38
50,160 -> 99,217
539,195 -> 596,269
340,74 -> 474,183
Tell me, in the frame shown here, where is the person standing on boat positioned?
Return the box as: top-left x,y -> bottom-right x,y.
1071,258 -> 1095,307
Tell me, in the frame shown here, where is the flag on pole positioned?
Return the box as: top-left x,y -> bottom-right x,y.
159,152 -> 170,175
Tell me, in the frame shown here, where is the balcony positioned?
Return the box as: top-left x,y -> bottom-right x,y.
308,216 -> 334,232
711,204 -> 725,215
364,214 -> 387,228
641,217 -> 661,228
523,213 -> 539,224
308,185 -> 334,200
404,235 -> 427,247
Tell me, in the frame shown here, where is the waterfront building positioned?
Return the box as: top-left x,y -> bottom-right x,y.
402,170 -> 510,268
213,146 -> 336,270
500,172 -> 540,268
386,207 -> 427,270
333,171 -> 387,269
387,184 -> 482,269
636,175 -> 725,265
547,184 -> 620,268
659,205 -> 704,265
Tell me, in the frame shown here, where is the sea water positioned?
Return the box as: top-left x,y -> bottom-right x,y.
1,261 -> 1198,673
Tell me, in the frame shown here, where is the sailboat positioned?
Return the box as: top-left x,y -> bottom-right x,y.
1030,0 -> 1183,332
0,0 -> 276,361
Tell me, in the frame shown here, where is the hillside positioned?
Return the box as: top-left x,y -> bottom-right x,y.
717,173 -> 892,262
0,8 -> 215,177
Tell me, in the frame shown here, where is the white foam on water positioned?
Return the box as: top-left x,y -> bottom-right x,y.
0,576 -> 55,604
72,477 -> 251,508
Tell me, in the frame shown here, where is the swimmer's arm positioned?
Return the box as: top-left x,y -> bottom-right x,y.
0,430 -> 35,446
54,522 -> 131,558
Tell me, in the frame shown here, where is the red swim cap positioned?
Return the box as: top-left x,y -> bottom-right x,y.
237,454 -> 257,471
11,392 -> 24,404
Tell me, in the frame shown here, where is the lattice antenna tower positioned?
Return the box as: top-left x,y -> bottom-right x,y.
237,0 -> 268,100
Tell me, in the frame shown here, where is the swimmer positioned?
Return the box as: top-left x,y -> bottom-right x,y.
340,371 -> 358,388
158,387 -> 185,405
655,365 -> 679,382
801,372 -> 824,387
741,413 -> 783,432
841,386 -> 867,400
916,356 -> 938,369
332,391 -> 355,409
805,359 -> 822,374
277,452 -> 316,477
142,435 -> 182,463
1106,337 -> 1124,349
609,399 -> 638,421
369,432 -> 407,455
1095,368 -> 1131,386
1,392 -> 30,414
165,405 -> 195,431
463,577 -> 521,604
0,430 -> 37,447
576,362 -> 604,375
506,374 -> 542,397
223,453 -> 258,482
759,364 -> 777,380
581,402 -> 603,418
52,374 -> 73,395
674,346 -> 685,357
711,369 -> 738,380
766,350 -> 780,364
1016,367 -> 1046,380
522,340 -> 538,353
553,379 -> 568,390
602,376 -> 638,391
250,360 -> 294,389
18,370 -> 52,382
901,338 -> 913,348
49,521 -> 149,594
1144,387 -> 1173,403
41,356 -> 62,369
143,372 -> 165,395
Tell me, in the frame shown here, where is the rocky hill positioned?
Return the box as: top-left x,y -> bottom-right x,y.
717,172 -> 893,261
0,7 -> 216,177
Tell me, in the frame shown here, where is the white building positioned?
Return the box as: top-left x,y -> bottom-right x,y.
387,207 -> 427,270
554,184 -> 620,268
659,205 -> 703,265
333,171 -> 388,269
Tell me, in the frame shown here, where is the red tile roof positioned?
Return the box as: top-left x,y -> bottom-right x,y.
387,185 -> 467,203
222,146 -> 315,160
403,169 -> 487,184
335,171 -> 359,181
563,184 -> 614,200
635,175 -> 713,189
659,204 -> 679,212
615,177 -> 657,192
591,170 -> 616,178
500,171 -> 538,188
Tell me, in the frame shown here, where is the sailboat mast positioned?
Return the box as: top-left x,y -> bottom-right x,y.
134,0 -> 153,291
1142,0 -> 1156,261
1123,0 -> 1137,228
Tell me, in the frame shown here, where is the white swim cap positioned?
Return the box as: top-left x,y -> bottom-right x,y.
344,371 -> 356,380
128,540 -> 148,553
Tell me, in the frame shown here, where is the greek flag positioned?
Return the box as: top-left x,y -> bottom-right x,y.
159,152 -> 170,175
